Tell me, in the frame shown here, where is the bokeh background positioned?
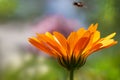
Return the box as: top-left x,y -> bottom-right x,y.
0,0 -> 120,80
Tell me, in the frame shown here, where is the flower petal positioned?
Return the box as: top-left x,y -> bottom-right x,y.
73,31 -> 91,58
88,23 -> 98,33
104,32 -> 116,39
93,31 -> 100,43
100,39 -> 117,47
53,31 -> 67,50
77,28 -> 86,38
28,37 -> 58,57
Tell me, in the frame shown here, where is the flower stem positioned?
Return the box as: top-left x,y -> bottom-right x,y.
70,69 -> 74,80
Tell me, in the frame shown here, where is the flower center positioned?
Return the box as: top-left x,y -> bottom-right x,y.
58,55 -> 86,70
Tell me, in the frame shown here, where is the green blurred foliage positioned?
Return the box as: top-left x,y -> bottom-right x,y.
0,0 -> 17,19
85,0 -> 120,36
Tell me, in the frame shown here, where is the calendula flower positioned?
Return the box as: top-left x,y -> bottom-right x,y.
28,23 -> 117,70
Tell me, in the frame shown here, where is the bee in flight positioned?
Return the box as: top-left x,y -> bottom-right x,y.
73,1 -> 87,8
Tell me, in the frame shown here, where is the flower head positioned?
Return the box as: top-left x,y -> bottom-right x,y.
28,23 -> 117,70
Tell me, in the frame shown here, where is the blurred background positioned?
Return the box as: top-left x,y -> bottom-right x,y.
0,0 -> 120,80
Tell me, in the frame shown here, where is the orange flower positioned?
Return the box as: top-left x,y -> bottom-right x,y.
28,23 -> 117,70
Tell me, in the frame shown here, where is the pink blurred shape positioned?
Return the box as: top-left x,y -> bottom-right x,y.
32,15 -> 79,37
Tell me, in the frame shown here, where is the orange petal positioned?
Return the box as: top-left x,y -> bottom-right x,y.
101,39 -> 117,47
74,31 -> 91,58
67,32 -> 77,56
45,32 -> 54,40
37,33 -> 67,56
28,38 -> 57,57
88,23 -> 98,32
37,33 -> 61,49
83,31 -> 100,53
84,43 -> 103,57
92,31 -> 100,43
101,41 -> 117,48
77,28 -> 86,39
81,32 -> 95,55
53,31 -> 67,50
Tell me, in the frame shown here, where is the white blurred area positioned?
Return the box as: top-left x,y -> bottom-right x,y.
0,0 -> 86,69
0,22 -> 32,68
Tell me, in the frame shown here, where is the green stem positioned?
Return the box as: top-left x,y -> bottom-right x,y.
70,69 -> 74,80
